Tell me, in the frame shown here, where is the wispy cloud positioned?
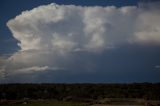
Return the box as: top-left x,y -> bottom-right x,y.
155,65 -> 160,70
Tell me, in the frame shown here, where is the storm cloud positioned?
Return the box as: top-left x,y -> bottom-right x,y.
0,2 -> 160,83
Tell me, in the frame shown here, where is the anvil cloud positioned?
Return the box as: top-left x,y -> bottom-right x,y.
0,3 -> 160,83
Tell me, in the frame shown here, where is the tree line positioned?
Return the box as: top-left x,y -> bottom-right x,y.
0,83 -> 160,100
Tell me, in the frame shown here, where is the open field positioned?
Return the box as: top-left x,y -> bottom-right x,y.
0,84 -> 160,106
0,100 -> 88,106
1,99 -> 160,106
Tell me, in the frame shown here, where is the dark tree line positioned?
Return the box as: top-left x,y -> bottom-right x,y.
0,83 -> 160,100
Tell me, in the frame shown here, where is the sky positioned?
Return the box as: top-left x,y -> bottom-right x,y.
0,0 -> 160,83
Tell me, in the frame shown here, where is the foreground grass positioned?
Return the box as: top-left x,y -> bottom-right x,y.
1,100 -> 88,106
1,99 -> 160,106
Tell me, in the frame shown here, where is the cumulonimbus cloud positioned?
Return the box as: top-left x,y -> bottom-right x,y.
7,3 -> 160,52
0,2 -> 160,82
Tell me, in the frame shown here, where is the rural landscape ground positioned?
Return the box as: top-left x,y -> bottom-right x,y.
0,83 -> 160,106
1,98 -> 160,106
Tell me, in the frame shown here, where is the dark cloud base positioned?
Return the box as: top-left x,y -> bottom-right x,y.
2,44 -> 160,83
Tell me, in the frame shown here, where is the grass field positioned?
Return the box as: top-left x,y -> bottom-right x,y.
0,100 -> 88,106
1,99 -> 160,106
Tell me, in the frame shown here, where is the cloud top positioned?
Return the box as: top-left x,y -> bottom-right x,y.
7,3 -> 160,53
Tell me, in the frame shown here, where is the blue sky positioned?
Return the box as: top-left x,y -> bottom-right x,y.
0,0 -> 160,83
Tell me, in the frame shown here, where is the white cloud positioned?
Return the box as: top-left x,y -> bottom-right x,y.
6,4 -> 137,53
1,2 -> 160,81
133,7 -> 160,44
15,66 -> 60,74
17,66 -> 49,73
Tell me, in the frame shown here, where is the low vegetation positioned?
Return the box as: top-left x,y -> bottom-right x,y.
0,83 -> 160,105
